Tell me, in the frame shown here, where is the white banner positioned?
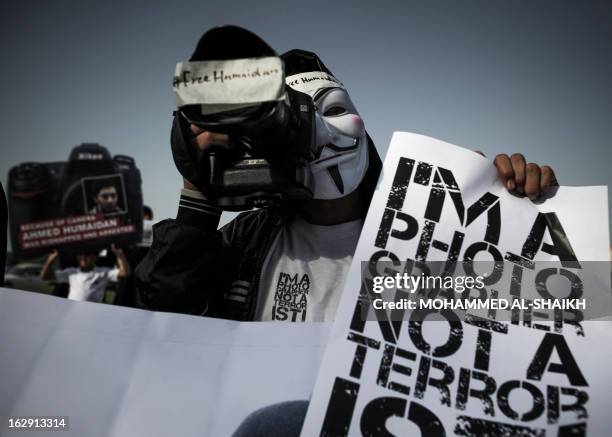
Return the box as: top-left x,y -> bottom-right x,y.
301,132 -> 611,436
0,289 -> 329,437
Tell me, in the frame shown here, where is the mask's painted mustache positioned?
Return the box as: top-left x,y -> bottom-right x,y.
312,138 -> 360,164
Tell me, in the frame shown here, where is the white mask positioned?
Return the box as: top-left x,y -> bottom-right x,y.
286,72 -> 369,200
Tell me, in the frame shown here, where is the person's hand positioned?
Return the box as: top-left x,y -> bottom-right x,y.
493,153 -> 557,201
110,244 -> 123,256
183,125 -> 229,192
41,250 -> 59,279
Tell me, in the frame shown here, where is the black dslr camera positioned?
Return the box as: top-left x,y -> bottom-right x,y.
170,26 -> 316,210
8,143 -> 143,258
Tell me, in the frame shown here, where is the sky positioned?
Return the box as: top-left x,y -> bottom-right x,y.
1,0 -> 610,236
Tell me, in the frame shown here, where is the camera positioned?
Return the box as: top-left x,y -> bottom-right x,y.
170,26 -> 316,210
8,143 -> 143,258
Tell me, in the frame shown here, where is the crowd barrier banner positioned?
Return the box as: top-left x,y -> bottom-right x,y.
0,289 -> 330,437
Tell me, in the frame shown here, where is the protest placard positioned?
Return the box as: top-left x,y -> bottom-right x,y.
301,133 -> 611,436
7,143 -> 143,258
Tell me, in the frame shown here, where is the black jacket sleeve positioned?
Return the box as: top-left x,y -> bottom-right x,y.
134,190 -> 238,316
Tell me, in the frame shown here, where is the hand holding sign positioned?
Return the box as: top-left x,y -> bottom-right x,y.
494,153 -> 558,200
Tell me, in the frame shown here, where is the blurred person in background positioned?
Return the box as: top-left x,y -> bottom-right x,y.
0,181 -> 7,287
143,205 -> 153,221
115,205 -> 155,307
41,244 -> 129,303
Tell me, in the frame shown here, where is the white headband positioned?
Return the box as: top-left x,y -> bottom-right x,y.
285,71 -> 345,95
173,56 -> 286,114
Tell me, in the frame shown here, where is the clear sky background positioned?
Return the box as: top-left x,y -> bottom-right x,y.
1,0 -> 610,236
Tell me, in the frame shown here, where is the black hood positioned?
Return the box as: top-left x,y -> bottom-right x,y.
361,134 -> 382,215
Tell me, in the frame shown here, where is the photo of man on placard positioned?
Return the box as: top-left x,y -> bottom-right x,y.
83,175 -> 127,217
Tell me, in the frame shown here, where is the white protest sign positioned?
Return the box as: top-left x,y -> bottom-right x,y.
0,289 -> 329,437
301,132 -> 611,436
173,56 -> 285,114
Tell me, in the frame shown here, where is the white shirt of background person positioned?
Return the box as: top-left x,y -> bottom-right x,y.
54,266 -> 119,302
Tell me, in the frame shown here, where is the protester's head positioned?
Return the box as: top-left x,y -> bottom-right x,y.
282,50 -> 369,201
180,27 -> 374,211
77,251 -> 98,271
189,25 -> 273,62
92,180 -> 119,214
189,28 -> 369,202
143,205 -> 153,221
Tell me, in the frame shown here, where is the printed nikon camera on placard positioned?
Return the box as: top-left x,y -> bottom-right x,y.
8,143 -> 143,258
